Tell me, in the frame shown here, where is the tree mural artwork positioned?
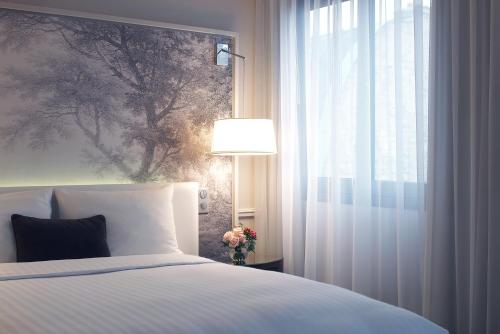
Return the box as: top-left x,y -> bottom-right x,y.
0,9 -> 232,183
0,9 -> 233,261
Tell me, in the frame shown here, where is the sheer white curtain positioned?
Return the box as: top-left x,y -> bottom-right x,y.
253,0 -> 282,258
280,0 -> 430,313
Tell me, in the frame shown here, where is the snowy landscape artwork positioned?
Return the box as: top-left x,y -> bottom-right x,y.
0,8 -> 233,261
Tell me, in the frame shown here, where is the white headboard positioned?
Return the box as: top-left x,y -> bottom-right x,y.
0,182 -> 199,255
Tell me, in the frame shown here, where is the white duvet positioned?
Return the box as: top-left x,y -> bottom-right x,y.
0,254 -> 446,334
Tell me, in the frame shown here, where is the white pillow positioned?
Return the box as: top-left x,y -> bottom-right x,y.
0,189 -> 53,262
55,186 -> 180,256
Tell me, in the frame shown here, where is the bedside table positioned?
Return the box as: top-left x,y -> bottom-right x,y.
244,254 -> 283,273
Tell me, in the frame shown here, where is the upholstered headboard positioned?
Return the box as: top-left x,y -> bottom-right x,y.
0,183 -> 199,255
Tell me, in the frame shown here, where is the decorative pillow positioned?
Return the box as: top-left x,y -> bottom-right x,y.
0,190 -> 52,263
11,214 -> 110,262
55,186 -> 179,256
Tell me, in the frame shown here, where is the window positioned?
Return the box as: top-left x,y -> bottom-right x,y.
306,0 -> 430,208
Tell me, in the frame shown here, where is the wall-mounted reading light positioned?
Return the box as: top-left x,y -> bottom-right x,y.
214,45 -> 276,155
212,44 -> 277,233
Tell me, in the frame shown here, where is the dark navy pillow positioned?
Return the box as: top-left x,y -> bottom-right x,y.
11,214 -> 110,262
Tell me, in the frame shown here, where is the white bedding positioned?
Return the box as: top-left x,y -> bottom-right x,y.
0,254 -> 447,334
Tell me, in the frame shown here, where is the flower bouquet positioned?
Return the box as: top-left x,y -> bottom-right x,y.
222,226 -> 257,265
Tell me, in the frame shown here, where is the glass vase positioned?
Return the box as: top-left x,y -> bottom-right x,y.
230,249 -> 246,265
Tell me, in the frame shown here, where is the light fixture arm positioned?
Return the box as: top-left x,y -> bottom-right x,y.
216,48 -> 246,60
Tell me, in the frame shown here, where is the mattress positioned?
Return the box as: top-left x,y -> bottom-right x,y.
0,253 -> 447,334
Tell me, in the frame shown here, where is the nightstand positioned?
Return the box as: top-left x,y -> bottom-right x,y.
244,254 -> 283,273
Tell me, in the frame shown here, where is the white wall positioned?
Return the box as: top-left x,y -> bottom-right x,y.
3,0 -> 257,227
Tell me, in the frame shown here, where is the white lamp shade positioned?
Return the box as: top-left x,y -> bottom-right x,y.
211,118 -> 277,155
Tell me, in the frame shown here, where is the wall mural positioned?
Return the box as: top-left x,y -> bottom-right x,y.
0,8 -> 233,261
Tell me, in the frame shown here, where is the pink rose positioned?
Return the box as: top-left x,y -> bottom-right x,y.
223,231 -> 233,243
229,236 -> 240,248
239,235 -> 246,244
232,227 -> 243,237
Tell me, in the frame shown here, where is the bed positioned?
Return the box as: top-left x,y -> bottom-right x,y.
0,183 -> 446,334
